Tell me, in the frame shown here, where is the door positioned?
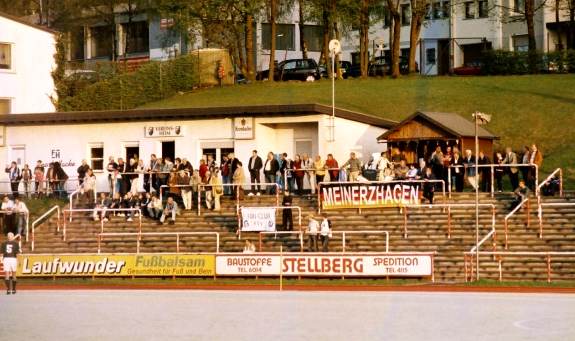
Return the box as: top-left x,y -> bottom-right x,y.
161,141 -> 175,161
295,139 -> 313,158
437,39 -> 450,75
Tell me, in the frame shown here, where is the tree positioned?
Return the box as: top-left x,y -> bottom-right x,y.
386,0 -> 401,78
299,0 -> 308,59
408,0 -> 427,73
359,0 -> 370,78
268,0 -> 278,81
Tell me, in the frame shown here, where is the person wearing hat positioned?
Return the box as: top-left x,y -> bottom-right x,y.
1,232 -> 20,294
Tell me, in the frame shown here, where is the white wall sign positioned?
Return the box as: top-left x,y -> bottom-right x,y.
216,253 -> 433,277
145,126 -> 183,138
233,117 -> 254,140
241,207 -> 276,232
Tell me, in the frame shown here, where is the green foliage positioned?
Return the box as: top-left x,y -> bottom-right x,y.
51,34 -> 69,108
58,55 -> 199,111
482,50 -> 575,75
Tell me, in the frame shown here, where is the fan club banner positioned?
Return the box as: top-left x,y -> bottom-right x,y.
16,254 -> 214,277
241,207 -> 276,232
216,254 -> 433,277
321,183 -> 421,209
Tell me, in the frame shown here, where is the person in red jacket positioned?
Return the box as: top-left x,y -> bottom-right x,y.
293,154 -> 305,195
325,154 -> 339,182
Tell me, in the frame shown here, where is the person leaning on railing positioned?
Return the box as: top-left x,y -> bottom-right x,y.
263,152 -> 279,195
5,162 -> 21,198
340,152 -> 362,182
21,164 -> 32,199
34,160 -> 45,198
314,155 -> 326,186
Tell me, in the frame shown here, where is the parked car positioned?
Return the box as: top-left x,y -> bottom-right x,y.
256,58 -> 321,81
319,60 -> 352,79
453,62 -> 482,76
368,56 -> 415,76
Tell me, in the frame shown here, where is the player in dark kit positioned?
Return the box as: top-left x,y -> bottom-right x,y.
1,232 -> 20,294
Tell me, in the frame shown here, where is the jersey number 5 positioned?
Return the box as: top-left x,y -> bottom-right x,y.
6,245 -> 13,253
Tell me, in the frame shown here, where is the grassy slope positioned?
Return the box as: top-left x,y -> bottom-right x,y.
142,75 -> 575,185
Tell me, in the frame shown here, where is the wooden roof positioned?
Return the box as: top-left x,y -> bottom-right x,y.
0,104 -> 398,129
377,111 -> 498,141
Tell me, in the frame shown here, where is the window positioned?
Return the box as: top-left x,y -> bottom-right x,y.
433,2 -> 442,19
282,60 -> 297,70
0,43 -> 12,70
513,35 -> 529,52
262,23 -> 295,51
514,0 -> 525,12
464,2 -> 475,19
442,1 -> 451,18
69,27 -> 85,60
425,4 -> 431,19
426,48 -> 436,64
382,6 -> 391,27
478,1 -> 489,18
301,25 -> 323,52
123,21 -> 149,54
90,25 -> 114,59
89,144 -> 104,171
401,4 -> 411,26
0,99 -> 10,114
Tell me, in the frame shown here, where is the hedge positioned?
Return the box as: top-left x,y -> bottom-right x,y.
58,54 -> 200,112
481,50 -> 575,75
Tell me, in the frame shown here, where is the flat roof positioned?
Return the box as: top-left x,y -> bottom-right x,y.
0,104 -> 397,129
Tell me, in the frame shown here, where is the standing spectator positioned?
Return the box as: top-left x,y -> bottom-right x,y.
133,159 -> 146,193
451,150 -> 464,192
13,198 -> 28,237
178,170 -> 192,210
302,154 -> 315,195
117,158 -> 129,195
280,153 -> 294,192
229,153 -> 239,178
293,154 -> 305,195
53,162 -> 69,198
203,170 -> 213,209
106,157 -> 118,194
77,159 -> 90,186
494,152 -> 505,193
206,154 -> 217,173
191,170 -> 201,206
208,170 -> 224,211
1,196 -> 14,234
443,146 -> 453,183
147,154 -> 161,193
263,152 -> 279,195
34,160 -> 45,197
21,164 -> 32,198
306,215 -> 319,252
46,163 -> 56,197
159,197 -> 177,225
430,146 -> 444,181
422,167 -> 435,204
83,169 -> 97,202
157,157 -> 169,190
199,159 -> 208,182
220,155 -> 231,196
281,192 -> 293,231
528,144 -> 543,190
5,162 -> 20,198
320,214 -> 332,252
341,152 -> 362,182
325,154 -> 339,182
521,146 -> 531,185
314,155 -> 326,187
168,171 -> 182,207
477,151 -> 491,193
376,152 -> 392,182
248,150 -> 263,196
504,147 -> 519,191
180,158 -> 193,173
463,149 -> 477,190
232,161 -> 246,200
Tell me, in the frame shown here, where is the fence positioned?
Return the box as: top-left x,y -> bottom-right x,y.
464,251 -> 575,283
448,164 -> 539,197
63,208 -> 142,241
0,178 -> 80,197
257,230 -> 390,253
97,231 -> 220,254
503,198 -> 530,248
30,205 -> 61,251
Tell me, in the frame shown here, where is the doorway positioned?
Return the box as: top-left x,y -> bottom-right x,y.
161,141 -> 175,161
437,39 -> 450,75
202,147 -> 234,165
125,146 -> 140,162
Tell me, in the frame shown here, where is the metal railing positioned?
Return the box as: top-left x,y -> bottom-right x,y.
30,205 -> 61,251
97,231 -> 220,254
197,182 -> 280,216
464,251 -> 575,283
537,168 -> 563,198
63,208 -> 142,241
537,202 -> 575,239
238,205 -> 302,240
535,168 -> 564,238
117,170 -> 190,194
316,179 -> 447,213
503,197 -> 530,248
68,189 -> 81,222
448,164 -> 538,197
257,230 -> 390,253
0,178 -> 79,196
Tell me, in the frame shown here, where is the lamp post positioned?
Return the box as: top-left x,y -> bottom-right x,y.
473,111 -> 491,281
328,39 -> 341,142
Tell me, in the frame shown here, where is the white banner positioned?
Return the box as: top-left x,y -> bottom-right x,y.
241,208 -> 276,232
216,254 -> 433,277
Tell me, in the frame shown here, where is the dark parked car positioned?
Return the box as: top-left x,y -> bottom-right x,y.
453,62 -> 482,76
369,56 -> 415,76
319,60 -> 352,79
256,58 -> 320,81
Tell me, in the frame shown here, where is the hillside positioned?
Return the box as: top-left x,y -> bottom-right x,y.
142,74 -> 575,185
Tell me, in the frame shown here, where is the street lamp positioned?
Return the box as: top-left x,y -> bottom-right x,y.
328,39 -> 341,142
473,111 -> 491,281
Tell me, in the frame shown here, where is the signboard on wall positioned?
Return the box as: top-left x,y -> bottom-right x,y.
145,126 -> 183,138
215,253 -> 433,277
320,183 -> 421,210
233,117 -> 254,140
241,207 -> 276,232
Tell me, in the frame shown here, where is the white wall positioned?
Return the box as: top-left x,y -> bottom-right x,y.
0,16 -> 56,113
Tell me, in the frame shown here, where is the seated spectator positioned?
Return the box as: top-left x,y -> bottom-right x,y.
13,198 -> 28,237
109,192 -> 123,217
394,160 -> 409,180
147,194 -> 163,219
122,192 -> 138,222
159,197 -> 177,225
93,193 -> 111,222
243,239 -> 256,253
140,193 -> 151,217
406,164 -> 420,180
82,169 -> 97,203
509,180 -> 529,212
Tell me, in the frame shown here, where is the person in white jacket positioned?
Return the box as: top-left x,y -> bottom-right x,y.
320,214 -> 332,252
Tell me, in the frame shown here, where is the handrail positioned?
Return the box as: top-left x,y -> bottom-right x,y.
463,251 -> 575,283
503,197 -> 530,248
537,168 -> 563,197
30,205 -> 60,252
97,231 -> 220,254
68,189 -> 81,222
63,208 -> 142,241
317,179 -> 447,213
257,230 -> 390,253
538,202 -> 575,239
239,205 -> 302,240
448,163 -> 538,197
197,182 -> 280,216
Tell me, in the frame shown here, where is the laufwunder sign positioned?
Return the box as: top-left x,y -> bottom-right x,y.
216,253 -> 433,277
320,183 -> 421,209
